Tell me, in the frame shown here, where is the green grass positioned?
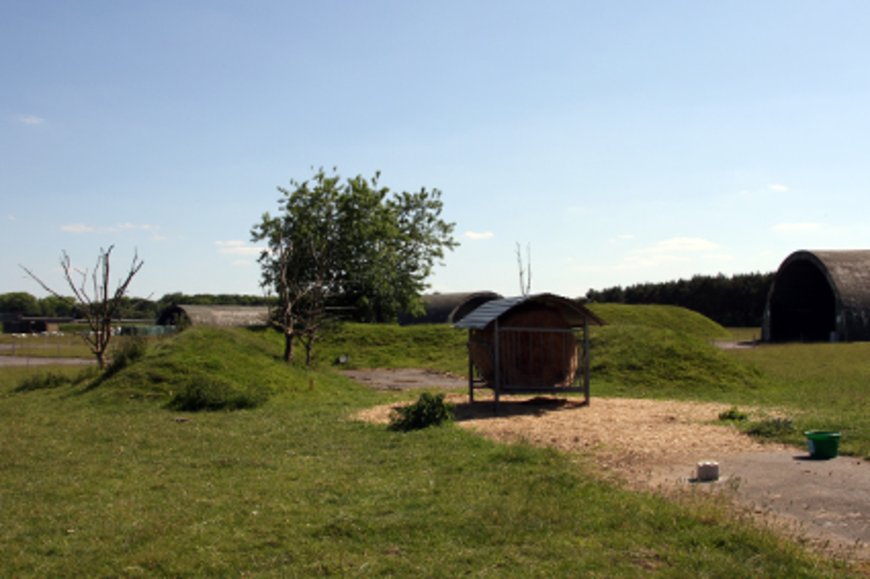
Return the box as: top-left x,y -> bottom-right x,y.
0,333 -> 166,362
315,322 -> 468,374
0,333 -> 93,358
726,327 -> 763,342
588,303 -> 730,340
590,324 -> 767,399
0,326 -> 852,576
90,327 -> 291,408
728,343 -> 870,458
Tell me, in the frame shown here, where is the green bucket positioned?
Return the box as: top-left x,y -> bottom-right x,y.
804,430 -> 841,460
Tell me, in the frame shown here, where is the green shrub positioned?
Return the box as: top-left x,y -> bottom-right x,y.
718,406 -> 749,422
14,372 -> 72,392
746,417 -> 794,439
389,392 -> 453,432
168,376 -> 268,411
105,336 -> 148,378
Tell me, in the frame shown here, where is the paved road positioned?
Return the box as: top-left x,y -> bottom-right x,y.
676,451 -> 870,559
0,355 -> 95,367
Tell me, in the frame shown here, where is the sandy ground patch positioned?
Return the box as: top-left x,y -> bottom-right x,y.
355,393 -> 782,485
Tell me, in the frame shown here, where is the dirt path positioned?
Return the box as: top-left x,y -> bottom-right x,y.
347,368 -> 870,564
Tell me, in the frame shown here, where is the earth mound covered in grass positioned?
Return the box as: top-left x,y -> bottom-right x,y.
318,304 -> 759,400
95,327 -> 287,410
588,303 -> 730,340
587,304 -> 766,398
317,322 -> 467,374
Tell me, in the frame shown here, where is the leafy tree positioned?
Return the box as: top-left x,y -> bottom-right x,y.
252,168 -> 456,363
39,295 -> 78,317
0,292 -> 41,316
154,292 -> 273,312
21,246 -> 144,369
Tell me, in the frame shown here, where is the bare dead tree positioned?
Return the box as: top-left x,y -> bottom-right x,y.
20,246 -> 144,369
269,233 -> 307,362
516,242 -> 532,296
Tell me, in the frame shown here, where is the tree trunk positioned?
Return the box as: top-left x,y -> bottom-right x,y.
283,331 -> 294,362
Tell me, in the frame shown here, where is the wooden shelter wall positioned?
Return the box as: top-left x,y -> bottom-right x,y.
468,307 -> 579,390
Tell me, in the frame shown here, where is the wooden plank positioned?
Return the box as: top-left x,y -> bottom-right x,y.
497,326 -> 578,334
494,318 -> 500,413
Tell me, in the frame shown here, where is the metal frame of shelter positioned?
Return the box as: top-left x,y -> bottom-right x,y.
454,294 -> 604,411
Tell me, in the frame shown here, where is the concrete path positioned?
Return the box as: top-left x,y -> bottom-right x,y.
0,355 -> 95,367
682,451 -> 870,559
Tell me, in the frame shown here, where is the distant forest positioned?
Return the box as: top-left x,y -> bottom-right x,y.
4,272 -> 775,327
585,272 -> 775,327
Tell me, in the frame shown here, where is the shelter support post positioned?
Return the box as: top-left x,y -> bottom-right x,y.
494,319 -> 500,414
583,319 -> 590,406
467,330 -> 474,403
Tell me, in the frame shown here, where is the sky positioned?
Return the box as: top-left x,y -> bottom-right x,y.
4,1 -> 870,300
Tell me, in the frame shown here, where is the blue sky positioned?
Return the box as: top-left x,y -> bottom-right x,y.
4,1 -> 870,300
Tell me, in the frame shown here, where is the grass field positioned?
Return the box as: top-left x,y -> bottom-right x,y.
0,321 -> 857,576
0,333 -> 93,358
728,343 -> 870,458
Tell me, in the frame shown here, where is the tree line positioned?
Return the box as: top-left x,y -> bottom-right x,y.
5,271 -> 777,330
0,291 -> 274,320
585,272 -> 775,327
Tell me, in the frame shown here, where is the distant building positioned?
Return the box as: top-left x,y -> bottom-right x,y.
156,304 -> 270,328
398,292 -> 503,325
2,314 -> 74,334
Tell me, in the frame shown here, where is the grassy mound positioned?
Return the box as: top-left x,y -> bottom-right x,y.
590,324 -> 766,398
317,322 -> 467,374
588,303 -> 729,340
585,303 -> 767,399
95,327 -> 287,410
316,305 -> 750,400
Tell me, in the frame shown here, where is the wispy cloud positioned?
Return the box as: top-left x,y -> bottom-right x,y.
464,230 -> 494,241
215,240 -> 263,256
619,237 -> 728,269
772,222 -> 823,233
61,223 -> 96,233
14,114 -> 46,126
60,222 -> 164,239
767,183 -> 789,192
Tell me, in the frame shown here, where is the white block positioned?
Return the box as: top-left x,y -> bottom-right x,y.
696,461 -> 719,482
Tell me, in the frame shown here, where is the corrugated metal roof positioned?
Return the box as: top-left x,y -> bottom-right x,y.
398,291 -> 503,325
765,249 -> 870,341
157,304 -> 270,327
454,293 -> 603,330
